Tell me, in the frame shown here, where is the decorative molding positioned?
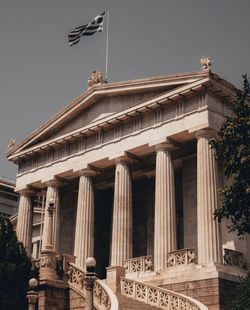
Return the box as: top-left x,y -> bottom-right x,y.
96,131 -> 104,145
114,125 -> 122,140
176,101 -> 184,118
154,109 -> 162,124
133,117 -> 142,132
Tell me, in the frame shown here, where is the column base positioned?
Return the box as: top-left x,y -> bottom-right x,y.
106,266 -> 125,293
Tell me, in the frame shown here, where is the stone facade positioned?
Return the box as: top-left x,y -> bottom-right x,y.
7,69 -> 250,309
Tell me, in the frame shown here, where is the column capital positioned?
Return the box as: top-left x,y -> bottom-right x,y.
115,155 -> 136,165
154,142 -> 176,152
78,168 -> 99,177
46,179 -> 63,188
194,129 -> 217,140
17,188 -> 34,197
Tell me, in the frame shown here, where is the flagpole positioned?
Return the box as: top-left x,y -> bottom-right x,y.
105,8 -> 110,81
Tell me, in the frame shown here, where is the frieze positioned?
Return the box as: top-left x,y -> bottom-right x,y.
17,92 -> 223,175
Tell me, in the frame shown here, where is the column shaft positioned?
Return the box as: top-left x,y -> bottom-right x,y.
111,159 -> 132,266
42,181 -> 61,252
196,130 -> 222,264
74,172 -> 95,269
154,144 -> 176,271
16,190 -> 33,256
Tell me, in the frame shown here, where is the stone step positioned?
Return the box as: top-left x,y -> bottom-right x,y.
116,293 -> 160,310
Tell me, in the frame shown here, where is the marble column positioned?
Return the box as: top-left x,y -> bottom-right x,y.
196,129 -> 222,265
42,180 -> 61,252
111,157 -> 133,267
16,189 -> 34,256
154,143 -> 176,271
74,169 -> 96,269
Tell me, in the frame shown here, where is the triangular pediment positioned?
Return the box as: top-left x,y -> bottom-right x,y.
7,70 -> 236,161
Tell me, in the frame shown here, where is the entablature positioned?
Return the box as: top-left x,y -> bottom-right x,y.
10,75 -> 234,164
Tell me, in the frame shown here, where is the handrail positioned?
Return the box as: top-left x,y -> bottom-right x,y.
120,277 -> 208,310
68,262 -> 119,310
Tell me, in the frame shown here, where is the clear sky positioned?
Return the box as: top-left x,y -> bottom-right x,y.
0,0 -> 249,179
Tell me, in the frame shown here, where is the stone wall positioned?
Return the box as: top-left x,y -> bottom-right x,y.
59,184 -> 78,255
163,277 -> 239,310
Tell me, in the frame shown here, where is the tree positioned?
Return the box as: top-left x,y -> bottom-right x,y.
0,216 -> 33,310
210,75 -> 250,235
229,273 -> 250,310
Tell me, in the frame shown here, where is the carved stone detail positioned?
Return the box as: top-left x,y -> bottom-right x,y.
167,248 -> 197,267
120,277 -> 205,309
123,255 -> 153,273
88,70 -> 104,87
200,56 -> 213,70
223,248 -> 245,268
40,251 -> 56,269
7,138 -> 16,152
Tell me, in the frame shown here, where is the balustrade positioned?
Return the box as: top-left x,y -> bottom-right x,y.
167,248 -> 197,267
223,248 -> 245,268
123,255 -> 153,273
120,277 -> 208,310
68,263 -> 118,310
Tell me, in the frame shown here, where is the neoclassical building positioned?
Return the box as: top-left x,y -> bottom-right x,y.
7,65 -> 249,310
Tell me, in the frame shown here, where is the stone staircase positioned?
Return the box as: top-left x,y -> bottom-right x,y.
116,293 -> 160,309
68,263 -> 208,310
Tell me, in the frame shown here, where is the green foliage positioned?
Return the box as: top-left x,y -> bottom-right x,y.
0,216 -> 32,310
229,273 -> 250,310
210,75 -> 250,235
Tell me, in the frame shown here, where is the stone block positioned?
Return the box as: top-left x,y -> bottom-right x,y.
106,266 -> 125,292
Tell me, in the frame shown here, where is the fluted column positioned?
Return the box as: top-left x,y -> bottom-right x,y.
111,157 -> 133,266
154,143 -> 176,271
42,180 -> 61,252
16,189 -> 34,256
74,169 -> 96,269
196,129 -> 222,265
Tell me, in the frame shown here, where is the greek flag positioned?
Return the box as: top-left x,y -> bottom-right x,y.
68,12 -> 105,46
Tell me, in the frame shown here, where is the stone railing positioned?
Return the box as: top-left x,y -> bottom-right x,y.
123,255 -> 153,273
223,248 -> 245,268
120,277 -> 208,310
167,248 -> 197,267
68,263 -> 118,310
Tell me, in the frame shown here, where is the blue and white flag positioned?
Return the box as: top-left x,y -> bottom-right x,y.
68,12 -> 105,46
